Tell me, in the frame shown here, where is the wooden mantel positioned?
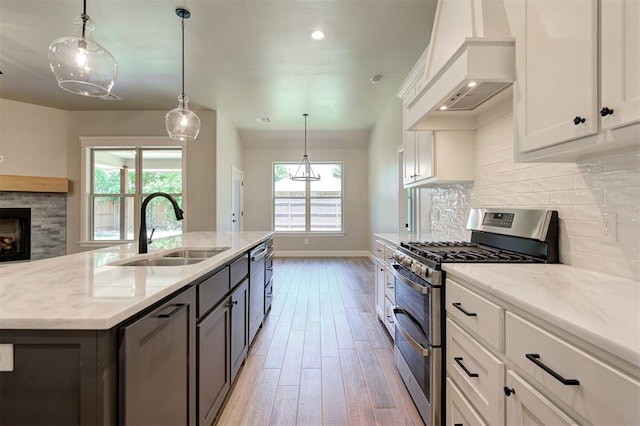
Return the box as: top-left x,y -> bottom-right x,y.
0,174 -> 70,193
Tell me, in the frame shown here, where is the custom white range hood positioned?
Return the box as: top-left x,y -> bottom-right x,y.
404,0 -> 515,130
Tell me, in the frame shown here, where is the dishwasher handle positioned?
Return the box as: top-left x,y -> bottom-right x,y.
250,245 -> 268,261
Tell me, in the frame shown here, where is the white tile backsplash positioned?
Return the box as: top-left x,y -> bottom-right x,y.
421,112 -> 640,280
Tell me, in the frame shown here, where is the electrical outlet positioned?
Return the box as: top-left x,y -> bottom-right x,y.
601,212 -> 617,242
0,344 -> 14,371
304,238 -> 309,245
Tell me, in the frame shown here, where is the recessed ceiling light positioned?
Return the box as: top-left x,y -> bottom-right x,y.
439,105 -> 448,110
467,81 -> 477,87
370,74 -> 383,84
256,117 -> 271,123
311,30 -> 325,40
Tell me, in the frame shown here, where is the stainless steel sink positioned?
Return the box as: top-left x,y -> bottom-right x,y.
117,257 -> 205,267
161,247 -> 230,259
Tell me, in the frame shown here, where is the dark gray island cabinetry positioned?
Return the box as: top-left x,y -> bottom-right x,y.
0,233 -> 272,426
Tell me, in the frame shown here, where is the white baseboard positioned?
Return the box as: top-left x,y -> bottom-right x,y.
275,250 -> 370,258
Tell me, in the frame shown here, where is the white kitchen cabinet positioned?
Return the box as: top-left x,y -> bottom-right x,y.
446,378 -> 488,426
445,273 -> 640,425
505,371 -> 578,426
403,129 -> 475,188
512,0 -> 640,161
373,238 -> 396,339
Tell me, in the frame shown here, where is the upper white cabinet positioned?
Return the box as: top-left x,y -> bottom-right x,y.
403,128 -> 474,188
512,0 -> 640,161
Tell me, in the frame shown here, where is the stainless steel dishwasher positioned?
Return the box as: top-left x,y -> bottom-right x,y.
248,242 -> 267,344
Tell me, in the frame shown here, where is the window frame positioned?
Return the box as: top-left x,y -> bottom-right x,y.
272,161 -> 344,234
80,137 -> 187,246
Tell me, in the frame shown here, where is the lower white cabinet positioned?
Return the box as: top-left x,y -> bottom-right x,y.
505,370 -> 578,426
446,378 -> 487,426
374,238 -> 396,339
446,273 -> 640,426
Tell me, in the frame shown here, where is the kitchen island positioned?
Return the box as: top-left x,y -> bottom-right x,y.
0,231 -> 273,426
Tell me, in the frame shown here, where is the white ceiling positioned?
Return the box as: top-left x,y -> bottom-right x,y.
0,0 -> 437,132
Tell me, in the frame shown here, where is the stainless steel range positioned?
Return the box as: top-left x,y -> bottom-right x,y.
391,208 -> 559,425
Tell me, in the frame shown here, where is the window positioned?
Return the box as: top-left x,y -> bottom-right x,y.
273,163 -> 343,232
87,147 -> 183,242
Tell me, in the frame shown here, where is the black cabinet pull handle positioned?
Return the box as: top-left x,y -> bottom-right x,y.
573,116 -> 586,125
504,386 -> 515,396
525,353 -> 580,385
600,106 -> 614,116
454,424 -> 464,426
452,302 -> 477,317
454,357 -> 479,378
158,303 -> 186,318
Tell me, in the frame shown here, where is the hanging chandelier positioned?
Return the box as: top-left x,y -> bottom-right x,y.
290,113 -> 320,181
165,7 -> 201,142
48,0 -> 117,97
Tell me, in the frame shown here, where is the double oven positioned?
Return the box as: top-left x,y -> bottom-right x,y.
390,208 -> 559,425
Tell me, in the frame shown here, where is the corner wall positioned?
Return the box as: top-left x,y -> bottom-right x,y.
216,112 -> 244,232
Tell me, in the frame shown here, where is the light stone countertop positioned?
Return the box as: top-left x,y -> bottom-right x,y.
0,231 -> 273,330
443,263 -> 640,369
374,232 -> 433,247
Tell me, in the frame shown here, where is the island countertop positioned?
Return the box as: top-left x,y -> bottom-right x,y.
0,231 -> 273,330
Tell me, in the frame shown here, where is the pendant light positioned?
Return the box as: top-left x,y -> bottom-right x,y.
165,7 -> 200,142
290,113 -> 320,181
48,0 -> 117,97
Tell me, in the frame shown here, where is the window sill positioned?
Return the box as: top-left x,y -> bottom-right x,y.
274,232 -> 345,237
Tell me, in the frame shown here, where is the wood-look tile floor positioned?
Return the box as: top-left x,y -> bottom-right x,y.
217,257 -> 423,426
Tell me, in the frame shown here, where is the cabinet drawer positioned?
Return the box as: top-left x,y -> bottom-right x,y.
447,318 -> 504,426
198,267 -> 229,318
505,370 -> 577,426
374,240 -> 385,260
384,268 -> 395,304
446,279 -> 504,352
506,312 -> 640,425
230,254 -> 249,287
383,244 -> 395,266
446,378 -> 488,426
383,297 -> 395,339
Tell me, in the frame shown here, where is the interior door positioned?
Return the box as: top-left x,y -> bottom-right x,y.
231,167 -> 244,232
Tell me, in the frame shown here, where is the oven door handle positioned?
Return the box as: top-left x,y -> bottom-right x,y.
391,264 -> 431,295
392,308 -> 431,357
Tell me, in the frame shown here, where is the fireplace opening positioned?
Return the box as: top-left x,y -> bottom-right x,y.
0,208 -> 31,262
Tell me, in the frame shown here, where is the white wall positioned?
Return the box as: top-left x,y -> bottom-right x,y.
367,98 -> 403,249
243,133 -> 370,253
421,111 -> 640,280
216,112 -> 244,231
0,99 -> 68,177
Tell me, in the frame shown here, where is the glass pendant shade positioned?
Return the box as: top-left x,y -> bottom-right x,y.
166,7 -> 200,142
165,95 -> 201,142
290,113 -> 320,181
48,14 -> 117,97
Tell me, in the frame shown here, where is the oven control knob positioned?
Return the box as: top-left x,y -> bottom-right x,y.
420,266 -> 428,277
404,258 -> 412,268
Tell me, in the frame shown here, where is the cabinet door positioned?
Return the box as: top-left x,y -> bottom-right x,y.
403,131 -> 418,185
446,378 -> 488,426
374,259 -> 386,320
505,371 -> 578,425
120,287 -> 196,426
600,0 -> 640,130
415,131 -> 434,181
383,296 -> 395,338
197,301 -> 230,426
230,279 -> 249,384
516,0 -> 598,152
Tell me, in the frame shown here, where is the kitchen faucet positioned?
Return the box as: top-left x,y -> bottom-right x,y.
139,192 -> 184,254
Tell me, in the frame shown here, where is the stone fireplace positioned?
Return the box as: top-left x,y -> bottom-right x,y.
0,192 -> 66,261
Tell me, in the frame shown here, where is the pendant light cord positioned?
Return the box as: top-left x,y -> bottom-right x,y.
181,16 -> 185,98
81,0 -> 87,39
303,113 -> 309,156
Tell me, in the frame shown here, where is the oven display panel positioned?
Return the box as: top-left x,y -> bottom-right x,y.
482,212 -> 515,228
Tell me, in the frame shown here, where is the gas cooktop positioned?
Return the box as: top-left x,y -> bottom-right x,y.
399,241 -> 539,264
